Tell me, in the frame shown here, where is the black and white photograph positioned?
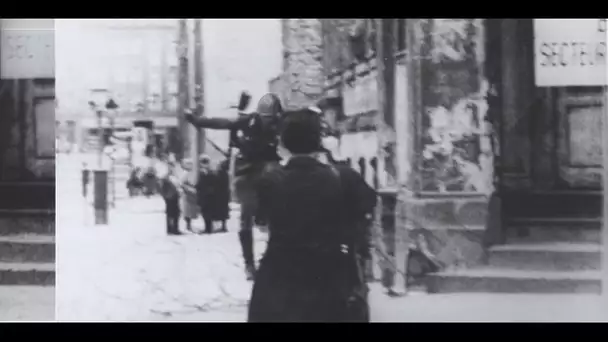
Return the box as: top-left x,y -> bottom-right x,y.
53,18 -> 608,322
0,18 -> 55,321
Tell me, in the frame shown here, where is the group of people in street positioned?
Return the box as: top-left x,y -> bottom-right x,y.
159,154 -> 230,236
184,92 -> 377,322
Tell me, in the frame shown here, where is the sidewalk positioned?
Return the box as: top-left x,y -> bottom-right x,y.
0,287 -> 54,321
56,196 -> 262,321
56,193 -> 607,322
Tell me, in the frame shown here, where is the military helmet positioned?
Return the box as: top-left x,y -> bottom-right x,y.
256,93 -> 283,116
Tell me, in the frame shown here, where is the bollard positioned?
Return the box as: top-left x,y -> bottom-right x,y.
82,169 -> 90,198
93,170 -> 109,225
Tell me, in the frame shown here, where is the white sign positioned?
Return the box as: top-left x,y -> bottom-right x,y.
534,19 -> 607,86
1,19 -> 55,79
343,72 -> 378,116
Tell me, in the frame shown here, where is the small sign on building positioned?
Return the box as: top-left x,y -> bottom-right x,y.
1,19 -> 55,79
343,69 -> 378,116
534,19 -> 606,87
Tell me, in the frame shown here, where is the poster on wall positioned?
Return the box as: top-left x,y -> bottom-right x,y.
1,19 -> 55,79
35,98 -> 56,158
342,69 -> 378,116
534,19 -> 606,87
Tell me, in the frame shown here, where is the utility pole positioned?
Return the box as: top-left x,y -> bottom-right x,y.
191,19 -> 204,179
193,18 -> 205,154
141,34 -> 150,115
177,19 -> 190,162
161,38 -> 168,112
603,82 -> 608,307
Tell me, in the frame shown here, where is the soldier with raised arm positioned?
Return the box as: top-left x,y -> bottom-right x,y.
184,92 -> 283,280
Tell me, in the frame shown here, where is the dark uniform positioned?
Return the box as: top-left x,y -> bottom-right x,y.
196,158 -> 216,235
185,93 -> 283,280
159,171 -> 182,236
82,165 -> 90,198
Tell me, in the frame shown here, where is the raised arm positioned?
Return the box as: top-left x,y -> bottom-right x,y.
184,111 -> 248,130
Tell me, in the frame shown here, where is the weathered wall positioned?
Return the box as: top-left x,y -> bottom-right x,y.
0,81 -> 22,180
281,19 -> 325,109
417,19 -> 493,194
0,80 -> 55,181
322,19 -> 368,74
281,19 -> 377,108
391,20 -> 493,279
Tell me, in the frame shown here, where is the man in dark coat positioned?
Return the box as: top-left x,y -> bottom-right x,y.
196,155 -> 216,234
248,108 -> 376,322
212,159 -> 231,232
159,163 -> 182,236
185,93 -> 282,280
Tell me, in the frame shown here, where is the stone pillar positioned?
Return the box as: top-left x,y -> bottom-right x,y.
281,19 -> 325,109
375,19 -> 401,291
393,19 -> 493,272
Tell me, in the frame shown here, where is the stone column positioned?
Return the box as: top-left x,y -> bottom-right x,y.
395,19 -> 493,274
281,19 -> 325,109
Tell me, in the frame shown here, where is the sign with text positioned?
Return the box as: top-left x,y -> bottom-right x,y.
1,19 -> 55,79
534,19 -> 607,86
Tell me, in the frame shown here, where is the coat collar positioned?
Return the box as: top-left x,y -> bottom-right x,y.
285,155 -> 322,169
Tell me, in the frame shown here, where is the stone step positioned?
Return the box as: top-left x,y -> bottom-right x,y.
0,182 -> 55,210
0,262 -> 55,286
507,218 -> 601,244
0,210 -> 55,235
0,235 -> 55,263
487,243 -> 601,271
426,268 -> 602,294
503,191 -> 602,219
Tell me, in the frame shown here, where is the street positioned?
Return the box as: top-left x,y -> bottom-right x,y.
55,154 -> 608,322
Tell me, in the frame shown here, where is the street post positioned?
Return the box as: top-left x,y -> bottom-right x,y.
190,19 -> 204,183
177,19 -> 190,162
603,83 -> 608,306
88,98 -> 109,225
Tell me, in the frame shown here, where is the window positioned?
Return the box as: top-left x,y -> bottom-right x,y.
395,19 -> 406,52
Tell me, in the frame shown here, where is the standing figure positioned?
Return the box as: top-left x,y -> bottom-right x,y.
178,160 -> 199,233
212,159 -> 231,233
196,155 -> 216,235
185,93 -> 283,280
81,162 -> 90,198
248,108 -> 376,322
159,163 -> 182,236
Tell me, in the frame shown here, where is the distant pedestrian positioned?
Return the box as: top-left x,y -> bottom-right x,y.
142,155 -> 157,197
196,155 -> 216,234
212,159 -> 230,233
159,162 -> 182,236
82,162 -> 90,198
179,160 -> 199,233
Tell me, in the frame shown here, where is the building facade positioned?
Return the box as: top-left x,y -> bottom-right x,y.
280,19 -> 605,293
55,19 -> 179,153
0,19 -> 55,184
